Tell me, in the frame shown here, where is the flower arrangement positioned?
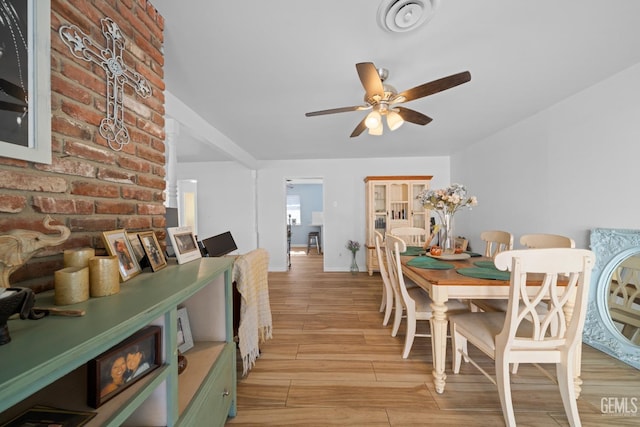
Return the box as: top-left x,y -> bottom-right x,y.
417,184 -> 477,254
417,183 -> 478,216
346,240 -> 361,254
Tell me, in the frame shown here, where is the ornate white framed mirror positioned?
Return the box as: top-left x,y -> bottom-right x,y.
0,0 -> 51,164
584,228 -> 640,369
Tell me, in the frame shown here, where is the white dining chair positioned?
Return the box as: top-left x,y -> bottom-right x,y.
475,232 -> 575,373
470,231 -> 514,313
475,233 -> 575,314
449,248 -> 595,427
481,230 -> 514,258
389,226 -> 428,248
374,229 -> 425,328
520,233 -> 575,249
385,234 -> 468,358
374,231 -> 394,326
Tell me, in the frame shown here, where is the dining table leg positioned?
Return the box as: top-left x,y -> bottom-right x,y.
429,290 -> 449,394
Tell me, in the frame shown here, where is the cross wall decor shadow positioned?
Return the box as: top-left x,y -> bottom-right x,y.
59,18 -> 152,151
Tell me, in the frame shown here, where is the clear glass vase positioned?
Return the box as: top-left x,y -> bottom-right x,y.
350,251 -> 359,274
441,213 -> 455,254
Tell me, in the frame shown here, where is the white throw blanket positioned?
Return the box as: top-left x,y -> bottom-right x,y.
232,248 -> 272,376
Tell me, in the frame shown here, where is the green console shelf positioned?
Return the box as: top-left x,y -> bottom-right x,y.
0,257 -> 236,427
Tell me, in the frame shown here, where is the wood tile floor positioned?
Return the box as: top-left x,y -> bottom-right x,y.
226,252 -> 640,426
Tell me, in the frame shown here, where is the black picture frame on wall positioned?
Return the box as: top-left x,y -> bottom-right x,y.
0,0 -> 52,164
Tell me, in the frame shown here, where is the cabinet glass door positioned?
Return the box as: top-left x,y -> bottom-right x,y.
373,184 -> 387,234
411,183 -> 428,230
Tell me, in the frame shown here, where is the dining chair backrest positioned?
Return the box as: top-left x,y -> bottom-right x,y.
493,248 -> 595,354
384,234 -> 412,309
480,230 -> 514,259
374,230 -> 394,326
390,227 -> 427,247
374,230 -> 386,277
520,233 -> 575,249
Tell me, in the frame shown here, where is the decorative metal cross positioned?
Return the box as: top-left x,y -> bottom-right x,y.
59,18 -> 152,151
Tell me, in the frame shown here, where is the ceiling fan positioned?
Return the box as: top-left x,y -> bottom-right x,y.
305,62 -> 471,137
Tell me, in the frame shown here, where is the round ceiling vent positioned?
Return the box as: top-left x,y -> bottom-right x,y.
377,0 -> 440,33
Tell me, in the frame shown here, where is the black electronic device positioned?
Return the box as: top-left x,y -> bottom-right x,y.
202,231 -> 238,257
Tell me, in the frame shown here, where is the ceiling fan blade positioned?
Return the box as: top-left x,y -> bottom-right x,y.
350,118 -> 367,138
356,62 -> 384,102
0,78 -> 27,102
305,105 -> 369,117
396,106 -> 433,126
397,71 -> 471,103
0,100 -> 27,113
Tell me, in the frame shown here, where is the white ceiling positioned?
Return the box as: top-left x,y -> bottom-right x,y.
151,0 -> 640,164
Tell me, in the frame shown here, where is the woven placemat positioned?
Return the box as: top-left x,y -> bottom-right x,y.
456,267 -> 510,280
473,260 -> 498,269
406,256 -> 454,270
401,246 -> 425,256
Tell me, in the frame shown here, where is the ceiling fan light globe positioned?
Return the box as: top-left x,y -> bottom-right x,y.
365,111 -> 382,129
368,122 -> 384,136
387,111 -> 404,131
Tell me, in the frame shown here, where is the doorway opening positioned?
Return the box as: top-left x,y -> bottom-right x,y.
285,177 -> 324,269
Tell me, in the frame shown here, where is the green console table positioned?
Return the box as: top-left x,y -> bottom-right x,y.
0,257 -> 236,426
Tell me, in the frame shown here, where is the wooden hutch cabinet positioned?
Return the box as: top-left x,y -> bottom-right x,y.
364,175 -> 432,275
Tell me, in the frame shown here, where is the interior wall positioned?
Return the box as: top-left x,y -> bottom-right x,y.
175,161 -> 257,253
452,62 -> 640,253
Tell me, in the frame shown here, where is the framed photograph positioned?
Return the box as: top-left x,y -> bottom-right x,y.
127,232 -> 145,263
102,229 -> 142,281
87,325 -> 161,409
167,226 -> 202,264
177,307 -> 194,353
455,237 -> 469,252
0,405 -> 96,427
138,231 -> 167,272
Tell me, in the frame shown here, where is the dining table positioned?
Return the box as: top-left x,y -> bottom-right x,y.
399,250 -> 583,397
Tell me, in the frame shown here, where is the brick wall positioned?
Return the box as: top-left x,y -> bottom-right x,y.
0,0 -> 165,292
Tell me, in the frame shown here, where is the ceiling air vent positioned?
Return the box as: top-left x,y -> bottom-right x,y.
377,0 -> 440,33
